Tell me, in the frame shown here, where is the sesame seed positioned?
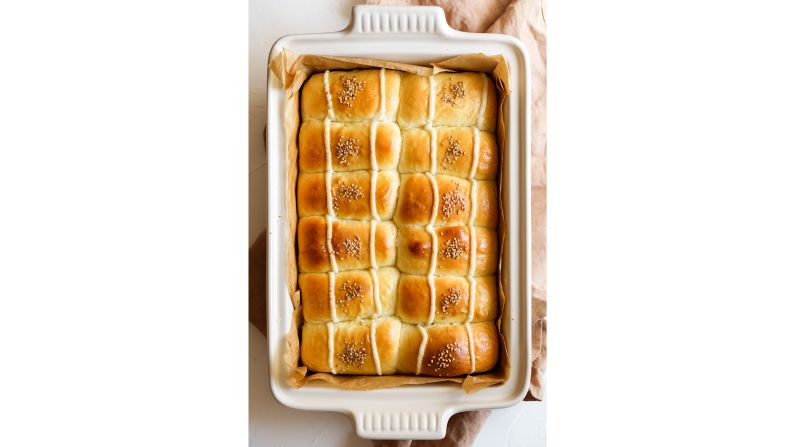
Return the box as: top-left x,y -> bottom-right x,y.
427,342 -> 461,373
332,182 -> 363,211
336,281 -> 364,307
337,341 -> 367,367
334,235 -> 362,259
441,136 -> 464,170
440,287 -> 463,314
441,81 -> 465,106
334,136 -> 360,166
441,184 -> 467,220
337,76 -> 365,107
440,236 -> 467,259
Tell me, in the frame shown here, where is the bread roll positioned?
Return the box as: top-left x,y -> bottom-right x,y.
396,225 -> 498,276
301,318 -> 401,375
297,171 -> 399,220
298,120 -> 401,173
395,73 -> 430,129
301,69 -> 401,122
393,174 -> 498,227
396,321 -> 499,377
399,127 -> 498,180
297,216 -> 397,273
397,73 -> 497,132
396,275 -> 498,324
300,267 -> 400,323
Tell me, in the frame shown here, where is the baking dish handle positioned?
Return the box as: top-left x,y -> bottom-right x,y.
349,5 -> 451,35
352,408 -> 449,440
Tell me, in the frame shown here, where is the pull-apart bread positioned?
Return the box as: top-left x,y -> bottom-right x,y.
297,68 -> 500,377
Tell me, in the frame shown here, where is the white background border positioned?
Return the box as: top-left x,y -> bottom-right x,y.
1,0 -> 793,445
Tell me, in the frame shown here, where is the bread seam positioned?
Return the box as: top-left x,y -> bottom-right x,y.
415,324 -> 428,375
476,73 -> 488,130
465,322 -> 476,374
326,322 -> 336,374
323,70 -> 334,120
370,319 -> 382,375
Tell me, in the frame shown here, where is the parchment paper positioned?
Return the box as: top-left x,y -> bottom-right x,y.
268,50 -> 511,393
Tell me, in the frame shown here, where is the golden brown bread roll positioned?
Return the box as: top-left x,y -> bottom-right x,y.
397,73 -> 497,132
297,171 -> 399,220
301,317 -> 401,375
396,225 -> 498,276
298,120 -> 401,173
297,216 -> 397,273
301,69 -> 401,122
399,127 -> 498,180
395,73 -> 430,129
396,321 -> 499,377
393,174 -> 498,227
300,267 -> 400,323
396,275 -> 498,324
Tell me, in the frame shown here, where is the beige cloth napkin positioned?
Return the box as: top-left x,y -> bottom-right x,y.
249,1 -> 546,444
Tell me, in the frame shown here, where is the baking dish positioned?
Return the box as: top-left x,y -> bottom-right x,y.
266,5 -> 532,440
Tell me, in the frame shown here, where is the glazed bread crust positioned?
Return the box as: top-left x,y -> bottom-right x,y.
297,216 -> 397,273
297,171 -> 399,220
396,274 -> 498,324
395,225 -> 499,276
300,267 -> 400,323
397,73 -> 497,131
393,174 -> 498,227
301,70 -> 401,122
395,322 -> 499,377
301,317 -> 401,375
399,127 -> 499,180
299,121 -> 401,173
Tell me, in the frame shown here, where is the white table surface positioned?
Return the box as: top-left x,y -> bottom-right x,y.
249,1 -> 545,445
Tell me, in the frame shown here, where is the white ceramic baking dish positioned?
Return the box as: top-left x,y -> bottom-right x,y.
266,5 -> 532,440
